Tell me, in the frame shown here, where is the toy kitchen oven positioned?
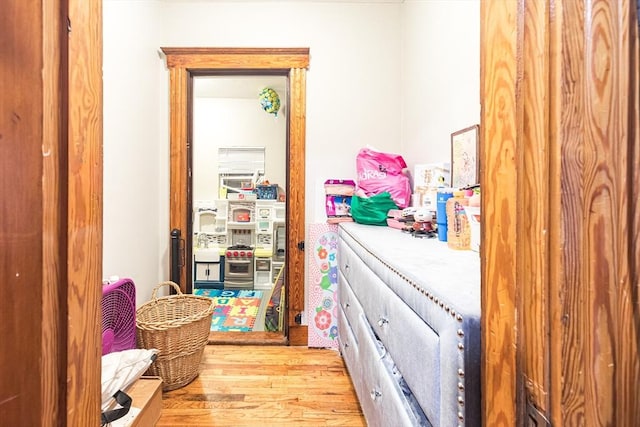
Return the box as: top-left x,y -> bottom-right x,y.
224,243 -> 254,289
224,203 -> 256,288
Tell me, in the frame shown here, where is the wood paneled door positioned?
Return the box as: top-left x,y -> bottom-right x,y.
481,0 -> 640,425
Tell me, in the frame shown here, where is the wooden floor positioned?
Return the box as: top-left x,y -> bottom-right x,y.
157,345 -> 366,426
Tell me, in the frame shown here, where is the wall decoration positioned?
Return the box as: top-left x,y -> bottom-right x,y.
258,87 -> 281,116
451,125 -> 480,188
307,223 -> 339,348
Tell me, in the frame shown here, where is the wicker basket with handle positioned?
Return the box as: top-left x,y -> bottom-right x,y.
136,281 -> 214,391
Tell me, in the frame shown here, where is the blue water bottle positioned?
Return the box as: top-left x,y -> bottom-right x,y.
436,189 -> 454,241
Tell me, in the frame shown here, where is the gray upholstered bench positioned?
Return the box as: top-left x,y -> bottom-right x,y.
337,222 -> 481,427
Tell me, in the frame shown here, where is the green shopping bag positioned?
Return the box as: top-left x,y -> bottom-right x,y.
350,192 -> 399,226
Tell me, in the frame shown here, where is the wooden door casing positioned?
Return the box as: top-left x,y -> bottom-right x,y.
479,0 -> 519,423
65,0 -> 104,424
481,0 -> 640,425
162,48 -> 310,345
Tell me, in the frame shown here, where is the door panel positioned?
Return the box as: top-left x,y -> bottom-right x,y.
1,2 -> 46,424
481,0 -> 640,425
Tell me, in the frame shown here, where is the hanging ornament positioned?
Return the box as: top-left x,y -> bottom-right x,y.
258,87 -> 281,117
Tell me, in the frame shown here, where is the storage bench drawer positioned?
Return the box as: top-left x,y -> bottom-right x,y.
352,305 -> 429,427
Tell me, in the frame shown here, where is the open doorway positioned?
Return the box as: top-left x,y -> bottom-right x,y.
191,75 -> 287,337
161,47 -> 310,345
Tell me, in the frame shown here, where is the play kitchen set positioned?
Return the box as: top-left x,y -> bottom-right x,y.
192,191 -> 286,291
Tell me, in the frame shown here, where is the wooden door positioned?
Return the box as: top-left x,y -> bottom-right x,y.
481,0 -> 640,425
1,0 -> 103,425
162,48 -> 310,345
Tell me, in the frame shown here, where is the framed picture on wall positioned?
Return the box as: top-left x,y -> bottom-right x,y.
451,125 -> 479,188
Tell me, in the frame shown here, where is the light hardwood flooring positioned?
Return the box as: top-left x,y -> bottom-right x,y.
157,345 -> 366,426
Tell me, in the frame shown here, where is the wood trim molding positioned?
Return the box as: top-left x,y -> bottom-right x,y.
480,0 -> 519,424
66,0 -> 103,424
167,66 -> 190,280
519,0 -> 552,415
162,47 -> 310,70
286,67 -> 307,345
42,0 -> 63,424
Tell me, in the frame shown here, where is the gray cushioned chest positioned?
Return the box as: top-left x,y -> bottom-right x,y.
337,222 -> 481,427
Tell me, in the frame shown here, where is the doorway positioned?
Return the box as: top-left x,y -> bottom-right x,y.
192,76 -> 287,337
161,47 -> 310,345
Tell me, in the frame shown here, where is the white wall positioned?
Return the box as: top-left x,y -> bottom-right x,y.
103,1 -> 168,305
400,0 -> 481,177
193,97 -> 287,202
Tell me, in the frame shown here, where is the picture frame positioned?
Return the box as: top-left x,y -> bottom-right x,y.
450,124 -> 480,188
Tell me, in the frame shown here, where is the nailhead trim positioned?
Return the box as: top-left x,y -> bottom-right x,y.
341,230 -> 467,324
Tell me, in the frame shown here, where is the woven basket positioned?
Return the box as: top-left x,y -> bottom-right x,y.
136,281 -> 214,391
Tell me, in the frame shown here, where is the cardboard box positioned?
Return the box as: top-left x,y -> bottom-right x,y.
125,376 -> 163,427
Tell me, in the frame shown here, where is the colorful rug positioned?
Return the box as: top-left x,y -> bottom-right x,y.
194,289 -> 263,332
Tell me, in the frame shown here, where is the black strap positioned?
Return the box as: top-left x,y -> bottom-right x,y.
101,390 -> 132,426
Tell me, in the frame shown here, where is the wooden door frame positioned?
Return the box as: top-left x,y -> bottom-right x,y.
161,48 -> 310,345
63,1 -> 104,424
